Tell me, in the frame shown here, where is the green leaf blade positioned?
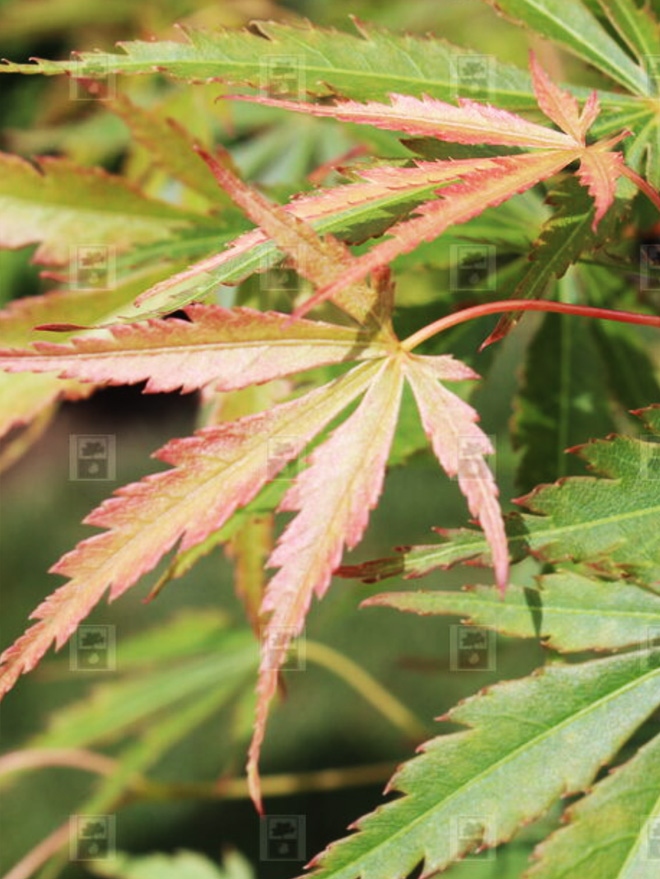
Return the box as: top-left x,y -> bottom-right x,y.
308,651 -> 660,879
485,0 -> 648,93
365,570 -> 660,652
527,731 -> 660,878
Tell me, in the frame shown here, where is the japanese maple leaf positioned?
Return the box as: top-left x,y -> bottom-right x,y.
216,52 -> 656,317
0,154 -> 509,812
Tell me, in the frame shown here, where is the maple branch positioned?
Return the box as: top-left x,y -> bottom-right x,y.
305,640 -> 428,740
0,747 -> 116,779
401,299 -> 660,352
3,820 -> 71,879
137,761 -> 399,802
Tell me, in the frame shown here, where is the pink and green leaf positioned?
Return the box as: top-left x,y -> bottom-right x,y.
0,362 -> 379,700
248,356 -> 405,809
0,305 -> 389,393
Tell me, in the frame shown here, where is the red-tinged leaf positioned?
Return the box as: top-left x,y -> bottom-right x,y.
135,158 -> 500,312
235,92 -> 580,150
0,362 -> 379,700
0,305 -> 389,393
247,357 -> 405,809
577,147 -> 626,229
301,149 -> 580,314
529,51 -> 592,143
0,152 -> 200,264
195,147 -> 386,328
403,354 -> 509,592
0,273 -> 170,439
579,90 -> 601,138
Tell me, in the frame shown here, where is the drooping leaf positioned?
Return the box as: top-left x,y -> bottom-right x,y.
365,569 -> 660,652
403,354 -> 508,591
248,357 -> 405,808
304,649 -> 660,879
225,513 -> 273,633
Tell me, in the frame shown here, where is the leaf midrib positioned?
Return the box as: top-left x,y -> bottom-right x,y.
390,591 -> 660,623
326,661 -> 660,877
